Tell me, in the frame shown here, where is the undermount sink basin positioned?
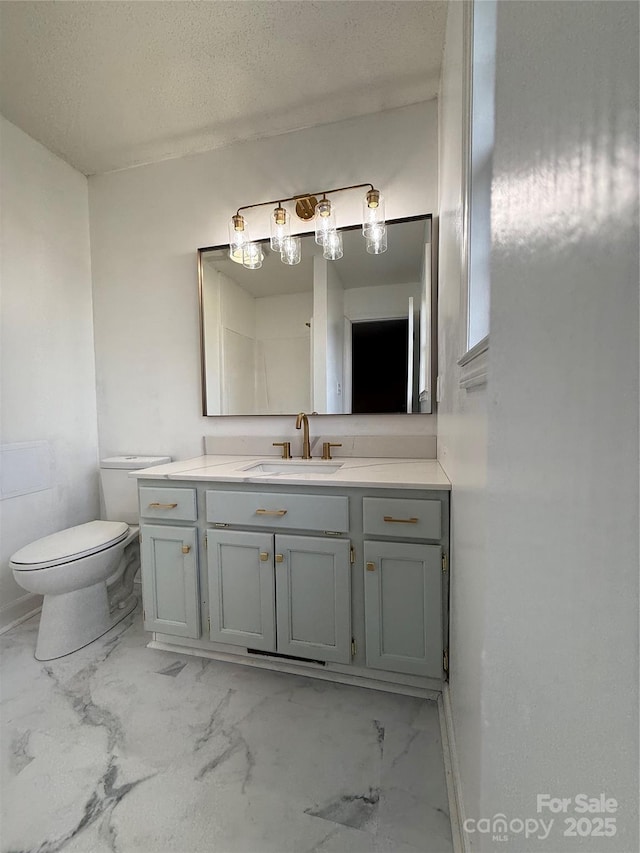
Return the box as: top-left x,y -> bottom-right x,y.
243,461 -> 343,475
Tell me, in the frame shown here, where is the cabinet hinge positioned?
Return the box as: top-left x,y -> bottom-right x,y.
351,637 -> 357,658
324,530 -> 341,536
208,616 -> 211,631
143,609 -> 146,621
443,648 -> 449,674
442,553 -> 448,572
204,535 -> 208,550
213,522 -> 229,528
350,546 -> 356,565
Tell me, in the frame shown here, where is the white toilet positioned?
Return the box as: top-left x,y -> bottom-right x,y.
10,455 -> 170,661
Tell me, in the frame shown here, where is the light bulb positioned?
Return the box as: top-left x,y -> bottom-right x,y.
365,224 -> 387,254
362,189 -> 385,237
281,235 -> 301,265
323,230 -> 343,260
229,214 -> 250,263
315,198 -> 336,246
242,242 -> 264,269
270,205 -> 290,252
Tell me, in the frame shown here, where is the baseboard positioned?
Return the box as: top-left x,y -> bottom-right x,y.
148,640 -> 441,700
439,684 -> 468,853
0,593 -> 42,635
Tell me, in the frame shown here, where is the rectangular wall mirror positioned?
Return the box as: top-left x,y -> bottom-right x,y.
198,215 -> 433,416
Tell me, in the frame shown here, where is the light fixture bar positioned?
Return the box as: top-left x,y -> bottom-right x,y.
228,181 -> 387,269
235,183 -> 376,217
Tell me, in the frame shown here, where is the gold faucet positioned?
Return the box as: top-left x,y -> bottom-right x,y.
295,412 -> 312,459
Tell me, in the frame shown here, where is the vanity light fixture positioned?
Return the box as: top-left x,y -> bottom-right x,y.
281,235 -> 301,265
323,229 -> 343,261
228,214 -> 249,265
242,242 -> 264,269
365,223 -> 388,255
314,196 -> 336,247
363,188 -> 385,236
227,183 -> 387,268
270,205 -> 290,252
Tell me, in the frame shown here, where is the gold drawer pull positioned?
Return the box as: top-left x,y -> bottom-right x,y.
255,508 -> 288,516
149,502 -> 178,509
366,561 -> 376,572
383,516 -> 418,524
259,552 -> 269,562
182,545 -> 191,554
275,554 -> 284,563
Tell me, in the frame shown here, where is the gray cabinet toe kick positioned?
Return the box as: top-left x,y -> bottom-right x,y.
138,479 -> 449,695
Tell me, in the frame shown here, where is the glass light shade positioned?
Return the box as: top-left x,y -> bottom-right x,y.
323,230 -> 343,260
365,224 -> 387,254
242,242 -> 264,269
270,206 -> 290,252
229,214 -> 250,263
280,235 -> 301,265
315,198 -> 336,246
362,190 -> 385,237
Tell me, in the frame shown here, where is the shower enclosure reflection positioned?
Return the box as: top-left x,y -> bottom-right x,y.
198,216 -> 433,416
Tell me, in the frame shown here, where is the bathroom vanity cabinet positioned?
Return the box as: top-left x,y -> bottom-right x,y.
136,457 -> 450,696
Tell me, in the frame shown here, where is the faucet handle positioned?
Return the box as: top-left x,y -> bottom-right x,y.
273,441 -> 292,460
322,442 -> 342,461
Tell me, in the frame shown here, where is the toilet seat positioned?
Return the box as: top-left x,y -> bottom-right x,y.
11,521 -> 129,571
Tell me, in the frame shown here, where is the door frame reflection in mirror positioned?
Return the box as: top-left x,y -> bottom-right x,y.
197,214 -> 435,417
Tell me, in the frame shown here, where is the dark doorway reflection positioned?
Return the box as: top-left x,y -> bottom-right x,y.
351,319 -> 409,413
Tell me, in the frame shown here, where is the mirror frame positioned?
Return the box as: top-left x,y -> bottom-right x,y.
197,213 -> 435,417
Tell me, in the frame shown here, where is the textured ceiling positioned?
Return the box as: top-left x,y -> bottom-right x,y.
0,1 -> 447,175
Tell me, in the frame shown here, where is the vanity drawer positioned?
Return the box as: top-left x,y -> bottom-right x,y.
206,490 -> 349,533
139,487 -> 197,522
363,496 -> 441,540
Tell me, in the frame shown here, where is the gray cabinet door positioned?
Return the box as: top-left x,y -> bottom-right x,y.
364,541 -> 442,678
141,524 -> 200,639
275,535 -> 351,664
206,529 -> 276,652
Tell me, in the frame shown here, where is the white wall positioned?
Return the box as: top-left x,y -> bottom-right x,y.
255,292 -> 312,415
344,281 -> 419,322
201,263 -> 221,412
478,3 -> 639,850
88,102 -> 438,459
219,272 -> 256,415
312,255 -> 330,413
436,0 -> 489,836
0,117 -> 99,628
441,2 -> 639,848
325,262 -> 345,413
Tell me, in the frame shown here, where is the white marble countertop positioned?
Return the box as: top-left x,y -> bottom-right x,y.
130,455 -> 451,491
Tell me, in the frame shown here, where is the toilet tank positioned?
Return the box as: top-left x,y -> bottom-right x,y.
100,456 -> 171,524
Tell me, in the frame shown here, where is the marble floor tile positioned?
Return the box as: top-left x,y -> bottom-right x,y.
1,608 -> 453,853
155,660 -> 188,677
377,721 -> 452,850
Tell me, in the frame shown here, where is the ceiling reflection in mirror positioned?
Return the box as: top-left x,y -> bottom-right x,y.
198,215 -> 433,416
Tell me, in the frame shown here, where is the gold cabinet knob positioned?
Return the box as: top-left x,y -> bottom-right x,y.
182,545 -> 191,554
366,561 -> 376,572
275,554 -> 284,563
259,551 -> 269,562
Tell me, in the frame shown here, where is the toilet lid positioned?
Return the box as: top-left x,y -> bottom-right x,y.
10,521 -> 129,570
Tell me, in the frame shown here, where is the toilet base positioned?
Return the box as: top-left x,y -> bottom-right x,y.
35,582 -> 137,661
